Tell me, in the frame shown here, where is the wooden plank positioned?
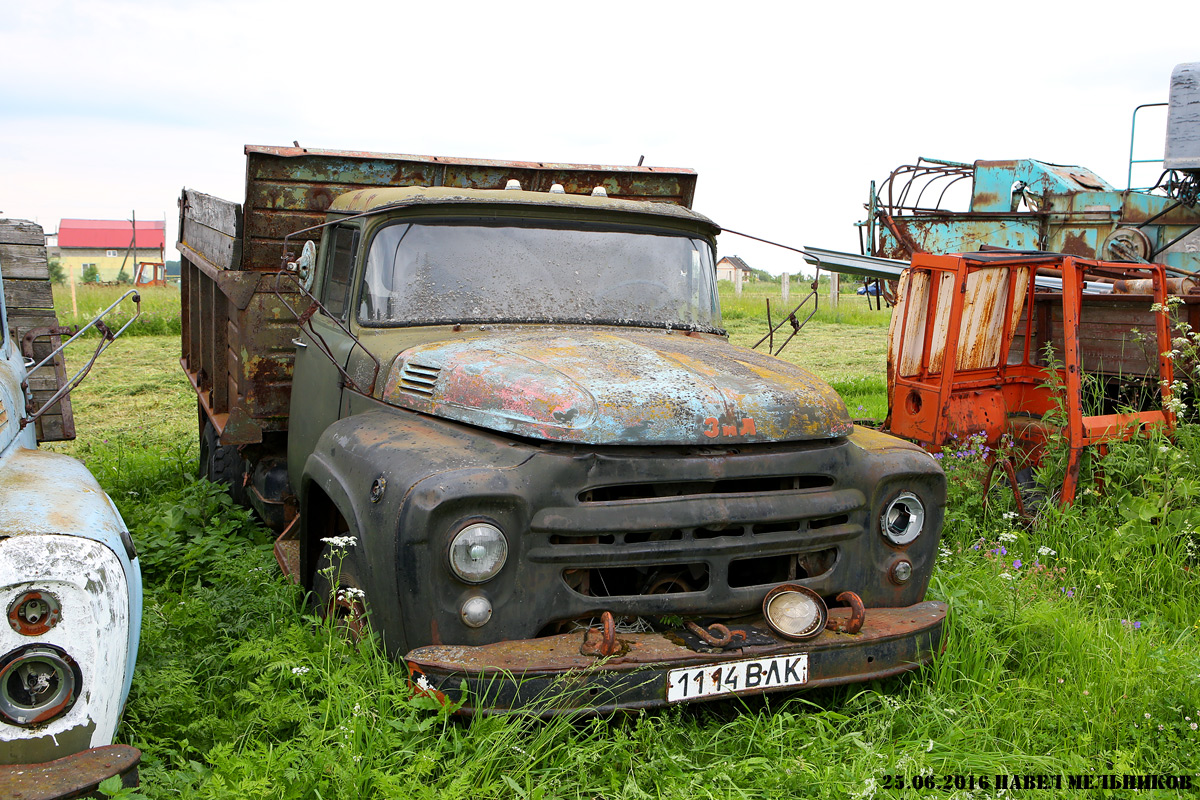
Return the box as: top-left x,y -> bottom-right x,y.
23,324 -> 75,441
36,414 -> 67,443
0,244 -> 50,279
27,373 -> 59,392
0,226 -> 76,442
3,278 -> 53,310
182,217 -> 241,271
6,310 -> 58,330
182,189 -> 242,237
0,219 -> 45,247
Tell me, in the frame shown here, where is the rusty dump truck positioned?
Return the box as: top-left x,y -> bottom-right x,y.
179,146 -> 946,712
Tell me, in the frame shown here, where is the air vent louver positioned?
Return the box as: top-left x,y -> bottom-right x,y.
398,362 -> 440,396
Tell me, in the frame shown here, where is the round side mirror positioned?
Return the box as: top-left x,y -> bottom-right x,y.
293,240 -> 317,291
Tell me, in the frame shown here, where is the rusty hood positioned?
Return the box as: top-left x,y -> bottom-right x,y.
380,328 -> 852,445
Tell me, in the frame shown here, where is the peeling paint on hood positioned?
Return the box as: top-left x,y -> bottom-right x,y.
381,328 -> 852,445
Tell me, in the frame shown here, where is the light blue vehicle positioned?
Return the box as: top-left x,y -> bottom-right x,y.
0,237 -> 143,796
861,63 -> 1200,272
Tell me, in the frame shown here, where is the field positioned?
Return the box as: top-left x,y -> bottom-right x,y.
47,285 -> 1200,799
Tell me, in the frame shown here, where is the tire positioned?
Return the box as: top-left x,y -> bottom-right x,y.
198,405 -> 246,504
1012,467 -> 1049,519
311,544 -> 370,641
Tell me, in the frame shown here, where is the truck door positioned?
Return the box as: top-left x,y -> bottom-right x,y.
287,224 -> 361,486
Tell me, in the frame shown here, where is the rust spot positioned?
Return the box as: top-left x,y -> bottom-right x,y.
1061,232 -> 1092,256
7,591 -> 60,636
0,745 -> 140,798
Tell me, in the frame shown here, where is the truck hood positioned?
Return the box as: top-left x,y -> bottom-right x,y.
380,329 -> 852,445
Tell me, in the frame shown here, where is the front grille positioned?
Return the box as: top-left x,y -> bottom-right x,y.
397,362 -> 440,396
579,474 -> 833,503
528,477 -> 863,614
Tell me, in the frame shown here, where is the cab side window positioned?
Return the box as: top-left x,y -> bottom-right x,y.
322,226 -> 359,320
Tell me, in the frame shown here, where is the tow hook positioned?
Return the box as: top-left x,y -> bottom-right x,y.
825,591 -> 866,634
580,611 -> 620,657
684,620 -> 747,648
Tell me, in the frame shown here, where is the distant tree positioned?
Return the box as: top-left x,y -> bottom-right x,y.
47,258 -> 65,285
749,268 -> 773,282
82,264 -> 100,284
117,267 -> 131,284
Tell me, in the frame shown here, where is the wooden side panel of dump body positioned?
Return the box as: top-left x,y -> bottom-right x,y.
180,145 -> 699,444
0,219 -> 74,442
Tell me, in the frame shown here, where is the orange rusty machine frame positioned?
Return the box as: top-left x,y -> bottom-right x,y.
887,251 -> 1176,508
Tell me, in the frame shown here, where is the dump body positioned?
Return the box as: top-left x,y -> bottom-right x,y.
181,147 -> 946,711
0,246 -> 142,795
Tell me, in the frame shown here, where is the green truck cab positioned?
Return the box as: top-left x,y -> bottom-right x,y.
180,147 -> 946,712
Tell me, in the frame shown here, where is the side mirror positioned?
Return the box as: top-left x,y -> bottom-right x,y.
289,240 -> 318,291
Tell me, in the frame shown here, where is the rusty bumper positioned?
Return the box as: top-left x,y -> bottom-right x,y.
0,745 -> 139,800
406,601 -> 946,714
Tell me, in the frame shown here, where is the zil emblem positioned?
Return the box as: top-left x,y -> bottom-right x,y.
702,416 -> 756,438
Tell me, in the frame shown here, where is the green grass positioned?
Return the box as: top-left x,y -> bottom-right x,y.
719,282 -> 890,417
53,283 -> 182,337
52,323 -> 1200,796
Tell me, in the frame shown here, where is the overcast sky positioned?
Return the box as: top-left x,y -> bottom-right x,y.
2,1 -> 1197,276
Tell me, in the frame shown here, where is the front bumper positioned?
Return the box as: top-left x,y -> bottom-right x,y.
407,601 -> 946,714
0,745 -> 140,800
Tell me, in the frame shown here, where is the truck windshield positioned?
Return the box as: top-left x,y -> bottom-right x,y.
358,220 -> 721,332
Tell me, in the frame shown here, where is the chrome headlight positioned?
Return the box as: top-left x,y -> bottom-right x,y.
448,522 -> 508,583
762,584 -> 828,640
881,491 -> 925,546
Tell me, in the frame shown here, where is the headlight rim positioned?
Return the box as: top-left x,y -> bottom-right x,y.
880,490 -> 925,547
446,519 -> 509,585
0,643 -> 81,727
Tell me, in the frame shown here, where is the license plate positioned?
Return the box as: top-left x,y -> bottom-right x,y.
665,653 -> 809,702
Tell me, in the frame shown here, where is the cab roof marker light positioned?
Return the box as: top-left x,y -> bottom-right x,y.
549,183 -> 565,194
591,186 -> 608,197
505,179 -> 522,191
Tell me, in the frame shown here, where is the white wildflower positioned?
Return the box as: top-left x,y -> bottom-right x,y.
321,535 -> 357,548
1037,545 -> 1056,556
292,666 -> 310,675
999,572 -> 1014,580
998,531 -> 1018,542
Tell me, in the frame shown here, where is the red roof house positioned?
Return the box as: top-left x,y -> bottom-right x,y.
58,219 -> 166,249
56,219 -> 166,282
